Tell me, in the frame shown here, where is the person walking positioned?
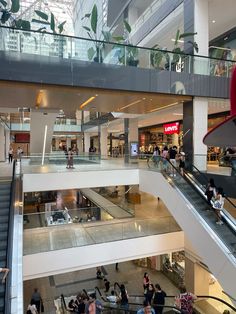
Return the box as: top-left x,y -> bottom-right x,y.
17,146 -> 23,162
31,288 -> 42,313
153,284 -> 166,314
169,146 -> 178,176
8,146 -> 14,163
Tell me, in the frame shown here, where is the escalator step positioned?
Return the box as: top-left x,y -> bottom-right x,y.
0,202 -> 10,209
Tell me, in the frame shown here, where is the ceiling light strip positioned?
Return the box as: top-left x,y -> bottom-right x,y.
148,102 -> 179,113
80,96 -> 96,109
119,100 -> 142,111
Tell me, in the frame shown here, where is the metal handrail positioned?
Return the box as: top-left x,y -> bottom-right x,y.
1,24 -> 236,63
4,160 -> 16,314
129,294 -> 236,311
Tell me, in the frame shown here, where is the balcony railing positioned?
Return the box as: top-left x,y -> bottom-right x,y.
1,25 -> 235,78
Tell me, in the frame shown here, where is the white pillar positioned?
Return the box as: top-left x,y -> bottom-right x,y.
5,129 -> 10,160
172,133 -> 179,147
77,136 -> 83,153
193,97 -> 208,171
100,126 -> 108,159
66,137 -> 71,149
128,118 -> 138,143
84,133 -> 90,153
128,6 -> 139,27
194,0 -> 209,74
30,110 -> 58,154
0,125 -> 5,161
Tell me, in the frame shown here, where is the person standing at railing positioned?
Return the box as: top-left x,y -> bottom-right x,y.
179,152 -> 186,176
153,146 -> 161,168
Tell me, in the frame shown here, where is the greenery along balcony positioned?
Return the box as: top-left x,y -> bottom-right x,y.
0,25 -> 235,78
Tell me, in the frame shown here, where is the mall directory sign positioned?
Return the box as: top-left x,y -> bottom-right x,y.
163,122 -> 180,135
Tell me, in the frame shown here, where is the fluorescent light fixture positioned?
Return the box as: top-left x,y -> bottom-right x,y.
209,45 -> 231,51
42,125 -> 48,166
212,20 -> 216,23
148,102 -> 179,113
118,99 -> 142,111
173,113 -> 183,116
80,96 -> 96,109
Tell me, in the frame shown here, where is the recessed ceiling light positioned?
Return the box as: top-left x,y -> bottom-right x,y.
224,36 -> 228,41
212,20 -> 216,23
150,99 -> 152,101
142,98 -> 146,100
95,94 -> 98,97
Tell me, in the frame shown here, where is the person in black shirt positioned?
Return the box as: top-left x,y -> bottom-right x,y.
153,284 -> 166,314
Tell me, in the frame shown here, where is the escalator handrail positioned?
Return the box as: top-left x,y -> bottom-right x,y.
190,163 -> 236,210
94,286 -> 108,302
4,160 -> 16,314
61,294 -> 69,313
129,294 -> 236,311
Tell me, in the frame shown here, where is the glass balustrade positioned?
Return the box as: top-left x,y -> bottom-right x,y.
1,26 -> 235,77
23,216 -> 180,255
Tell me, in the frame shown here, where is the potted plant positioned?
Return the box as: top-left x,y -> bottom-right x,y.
113,20 -> 139,67
82,4 -> 108,62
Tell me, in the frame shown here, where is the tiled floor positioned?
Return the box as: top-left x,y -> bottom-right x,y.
23,260 -> 234,314
23,260 -> 180,313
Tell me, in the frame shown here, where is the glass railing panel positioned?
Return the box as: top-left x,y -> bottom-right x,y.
1,26 -> 236,78
23,217 -> 181,255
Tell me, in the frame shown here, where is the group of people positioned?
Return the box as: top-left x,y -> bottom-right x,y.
7,146 -> 23,163
151,145 -> 186,176
205,178 -> 225,225
142,272 -> 197,314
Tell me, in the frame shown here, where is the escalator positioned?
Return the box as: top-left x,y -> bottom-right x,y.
60,291 -> 235,313
140,159 -> 236,298
186,163 -> 236,230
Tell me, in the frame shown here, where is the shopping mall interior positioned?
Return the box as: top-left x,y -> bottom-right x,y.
0,0 -> 236,313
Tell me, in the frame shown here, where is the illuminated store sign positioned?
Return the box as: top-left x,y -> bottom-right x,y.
163,122 -> 180,134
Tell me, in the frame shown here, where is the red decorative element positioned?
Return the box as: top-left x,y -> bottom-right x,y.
230,66 -> 236,115
203,66 -> 236,146
163,122 -> 180,134
15,133 -> 30,143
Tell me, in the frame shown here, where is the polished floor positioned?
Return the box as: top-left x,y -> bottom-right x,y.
24,260 -> 233,314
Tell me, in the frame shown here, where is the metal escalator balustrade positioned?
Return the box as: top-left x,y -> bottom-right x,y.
0,161 -> 16,314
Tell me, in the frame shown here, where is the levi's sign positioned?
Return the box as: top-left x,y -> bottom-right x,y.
163,122 -> 180,135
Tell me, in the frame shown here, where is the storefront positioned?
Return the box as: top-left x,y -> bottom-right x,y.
139,121 -> 182,155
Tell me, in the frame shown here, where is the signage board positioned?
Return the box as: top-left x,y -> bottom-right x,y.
163,122 -> 180,135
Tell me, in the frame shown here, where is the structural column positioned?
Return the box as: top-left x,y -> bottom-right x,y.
84,133 -> 90,153
30,109 -> 58,155
185,255 -> 209,295
0,125 -> 5,161
124,118 -> 139,163
100,126 -> 108,159
183,99 -> 208,171
193,98 -> 208,171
